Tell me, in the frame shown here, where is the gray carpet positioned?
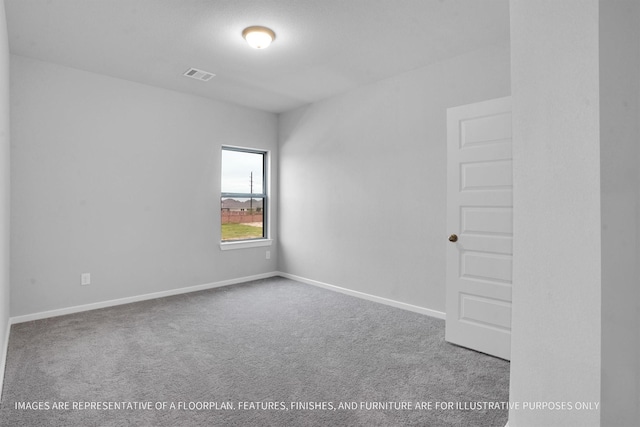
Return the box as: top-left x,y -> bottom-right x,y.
0,277 -> 510,426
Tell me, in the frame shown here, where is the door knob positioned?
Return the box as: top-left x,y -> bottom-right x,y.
448,234 -> 458,242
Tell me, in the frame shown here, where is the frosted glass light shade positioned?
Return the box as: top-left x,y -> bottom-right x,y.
242,26 -> 276,49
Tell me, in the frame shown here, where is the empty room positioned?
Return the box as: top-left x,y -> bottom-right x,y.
0,1 -> 638,426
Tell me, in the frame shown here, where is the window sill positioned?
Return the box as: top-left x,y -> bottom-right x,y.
220,239 -> 273,251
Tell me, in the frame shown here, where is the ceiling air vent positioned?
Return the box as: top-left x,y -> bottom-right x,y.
183,68 -> 215,82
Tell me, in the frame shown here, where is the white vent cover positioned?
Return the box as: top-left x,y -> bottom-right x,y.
183,68 -> 215,82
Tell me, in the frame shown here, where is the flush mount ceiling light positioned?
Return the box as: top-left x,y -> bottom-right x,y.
242,26 -> 276,49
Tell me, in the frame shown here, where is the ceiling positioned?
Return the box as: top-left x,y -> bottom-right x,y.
5,0 -> 510,114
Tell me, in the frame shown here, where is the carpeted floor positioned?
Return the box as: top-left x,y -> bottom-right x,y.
0,277 -> 510,426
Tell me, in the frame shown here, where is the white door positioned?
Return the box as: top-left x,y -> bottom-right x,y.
445,96 -> 512,360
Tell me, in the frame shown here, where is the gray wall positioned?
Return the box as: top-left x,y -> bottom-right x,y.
510,1 -> 602,425
10,55 -> 278,317
278,45 -> 510,313
0,0 -> 10,379
600,1 -> 640,425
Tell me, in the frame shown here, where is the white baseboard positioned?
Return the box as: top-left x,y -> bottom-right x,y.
10,271 -> 446,325
9,272 -> 280,325
0,319 -> 10,401
277,272 -> 446,320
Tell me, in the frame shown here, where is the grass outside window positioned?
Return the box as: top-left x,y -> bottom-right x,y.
221,223 -> 263,241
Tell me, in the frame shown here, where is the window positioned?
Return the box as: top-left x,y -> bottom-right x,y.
220,147 -> 269,248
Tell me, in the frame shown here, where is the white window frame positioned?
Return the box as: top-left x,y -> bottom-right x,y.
219,146 -> 272,251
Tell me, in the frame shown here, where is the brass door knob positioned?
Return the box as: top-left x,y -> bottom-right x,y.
448,234 -> 458,242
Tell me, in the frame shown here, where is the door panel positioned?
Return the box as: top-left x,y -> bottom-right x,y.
461,160 -> 512,191
459,294 -> 511,331
461,207 -> 513,235
460,112 -> 512,147
446,96 -> 512,360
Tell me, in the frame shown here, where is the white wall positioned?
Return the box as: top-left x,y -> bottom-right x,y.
599,1 -> 640,425
278,45 -> 510,313
509,1 -> 601,426
10,55 -> 278,317
0,0 -> 11,387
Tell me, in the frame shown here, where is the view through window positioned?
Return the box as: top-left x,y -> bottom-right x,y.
221,147 -> 266,242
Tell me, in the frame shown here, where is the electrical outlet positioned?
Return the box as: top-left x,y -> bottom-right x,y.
81,273 -> 91,286
266,251 -> 271,260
